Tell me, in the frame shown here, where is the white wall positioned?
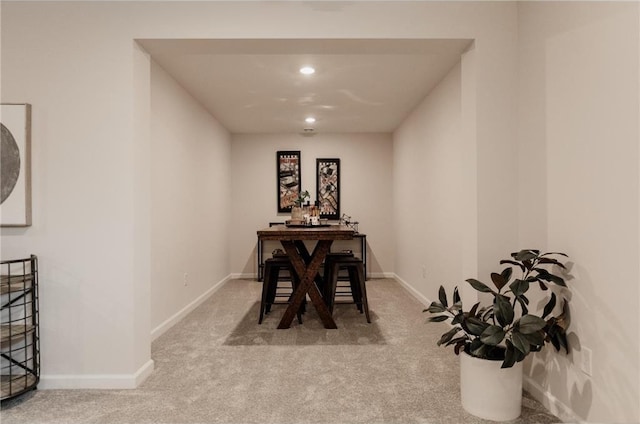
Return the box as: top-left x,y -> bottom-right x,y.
149,61 -> 231,336
0,3 -> 153,388
393,62 -> 466,301
230,133 -> 393,278
518,2 -> 640,422
0,0 -> 525,389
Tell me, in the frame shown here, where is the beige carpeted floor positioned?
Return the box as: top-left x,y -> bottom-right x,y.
1,278 -> 560,423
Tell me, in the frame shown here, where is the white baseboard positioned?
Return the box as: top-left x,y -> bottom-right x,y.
134,359 -> 155,387
151,274 -> 232,341
524,376 -> 582,423
40,274 -> 232,391
391,273 -> 432,307
230,272 -> 256,280
369,272 -> 396,279
39,359 -> 155,390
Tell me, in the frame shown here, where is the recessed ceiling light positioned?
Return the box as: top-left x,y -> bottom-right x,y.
299,66 -> 315,75
305,117 -> 316,124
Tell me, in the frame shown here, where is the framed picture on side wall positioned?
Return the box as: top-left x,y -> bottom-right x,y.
1,103 -> 32,227
277,150 -> 301,213
316,158 -> 340,220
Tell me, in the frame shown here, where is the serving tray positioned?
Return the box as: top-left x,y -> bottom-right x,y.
285,223 -> 331,228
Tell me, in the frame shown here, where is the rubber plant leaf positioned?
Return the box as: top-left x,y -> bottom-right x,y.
518,314 -> 547,334
466,279 -> 493,293
491,272 -> 507,291
494,294 -> 514,327
438,285 -> 448,308
480,325 -> 506,346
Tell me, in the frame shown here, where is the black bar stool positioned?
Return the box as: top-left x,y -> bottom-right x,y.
324,255 -> 371,323
259,254 -> 304,324
321,251 -> 354,299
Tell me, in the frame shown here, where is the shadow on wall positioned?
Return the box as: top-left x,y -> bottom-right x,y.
528,337 -> 593,420
526,259 -> 637,421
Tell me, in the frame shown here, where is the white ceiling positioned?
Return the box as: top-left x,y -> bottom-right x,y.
138,38 -> 472,134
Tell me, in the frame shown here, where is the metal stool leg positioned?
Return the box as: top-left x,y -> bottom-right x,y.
326,261 -> 341,314
355,261 -> 371,323
347,266 -> 363,312
259,261 -> 276,324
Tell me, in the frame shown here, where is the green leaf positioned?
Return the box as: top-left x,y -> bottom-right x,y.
468,302 -> 480,317
482,307 -> 494,321
453,287 -> 461,304
549,333 -> 561,350
494,294 -> 514,327
547,322 -> 570,353
445,336 -> 468,347
547,274 -> 567,287
429,315 -> 449,322
522,330 -> 545,347
541,251 -> 568,257
464,317 -> 489,336
438,327 -> 461,346
500,259 -> 525,272
490,272 -> 506,291
438,286 -> 448,308
511,330 -> 531,355
501,267 -> 513,284
425,302 -> 446,313
451,312 -> 464,325
558,332 -> 569,353
449,301 -> 463,312
518,314 -> 547,334
466,279 -> 493,293
516,296 -> 529,315
538,257 -> 566,269
480,325 -> 506,346
542,292 -> 557,318
468,338 -> 483,355
471,343 -> 490,358
514,250 -> 538,262
536,268 -> 567,287
502,339 -> 525,368
509,279 -> 530,296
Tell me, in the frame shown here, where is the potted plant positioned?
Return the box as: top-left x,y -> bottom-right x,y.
424,249 -> 570,421
290,190 -> 310,221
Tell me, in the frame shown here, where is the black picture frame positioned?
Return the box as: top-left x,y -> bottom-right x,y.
316,158 -> 340,220
277,150 -> 301,213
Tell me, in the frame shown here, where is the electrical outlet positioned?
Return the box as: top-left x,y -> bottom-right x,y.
421,265 -> 427,279
581,346 -> 593,376
183,272 -> 189,286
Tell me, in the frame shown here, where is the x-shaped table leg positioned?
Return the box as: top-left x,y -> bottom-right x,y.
277,240 -> 337,329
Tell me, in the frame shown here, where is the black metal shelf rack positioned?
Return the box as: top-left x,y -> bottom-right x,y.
1,255 -> 40,402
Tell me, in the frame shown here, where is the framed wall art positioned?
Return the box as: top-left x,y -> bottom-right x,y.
1,104 -> 32,227
277,150 -> 301,213
316,158 -> 340,220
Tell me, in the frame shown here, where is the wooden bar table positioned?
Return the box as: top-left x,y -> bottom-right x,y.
256,224 -> 354,329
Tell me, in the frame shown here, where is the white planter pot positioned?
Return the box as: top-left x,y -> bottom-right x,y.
460,351 -> 523,421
